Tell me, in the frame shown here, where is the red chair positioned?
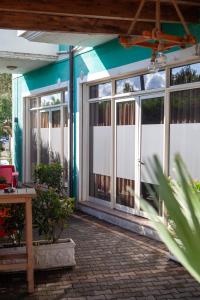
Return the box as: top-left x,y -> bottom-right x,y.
0,165 -> 19,188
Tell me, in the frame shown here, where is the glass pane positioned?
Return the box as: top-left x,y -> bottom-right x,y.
171,62 -> 200,86
52,110 -> 61,128
50,110 -> 61,163
116,76 -> 141,94
41,93 -> 62,107
144,71 -> 165,90
170,88 -> 200,180
40,111 -> 49,164
30,98 -> 38,108
89,101 -> 111,202
142,97 -> 164,124
99,82 -> 112,97
30,111 -> 37,178
64,106 -> 69,183
140,96 -> 164,212
116,101 -> 135,208
89,82 -> 112,99
89,85 -> 98,99
41,112 -> 49,128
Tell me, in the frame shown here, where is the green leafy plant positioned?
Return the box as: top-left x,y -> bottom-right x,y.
34,163 -> 63,192
33,188 -> 74,243
33,163 -> 74,243
141,155 -> 200,283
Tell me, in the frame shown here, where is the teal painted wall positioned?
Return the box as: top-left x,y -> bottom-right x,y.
12,23 -> 200,190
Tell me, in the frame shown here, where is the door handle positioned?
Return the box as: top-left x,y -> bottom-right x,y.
138,160 -> 145,165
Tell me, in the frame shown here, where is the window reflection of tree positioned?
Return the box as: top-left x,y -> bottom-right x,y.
171,65 -> 200,85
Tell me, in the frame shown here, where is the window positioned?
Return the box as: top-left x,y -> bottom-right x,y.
41,112 -> 49,128
142,97 -> 164,124
116,76 -> 141,94
52,110 -> 61,128
144,71 -> 165,90
28,89 -> 68,183
90,101 -> 111,126
89,82 -> 112,99
171,62 -> 200,86
41,92 -> 62,107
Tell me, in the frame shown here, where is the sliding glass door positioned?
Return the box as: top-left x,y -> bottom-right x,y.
139,94 -> 164,214
115,99 -> 136,213
89,101 -> 112,205
170,88 -> 200,180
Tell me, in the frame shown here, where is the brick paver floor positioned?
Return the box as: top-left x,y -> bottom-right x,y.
0,212 -> 200,300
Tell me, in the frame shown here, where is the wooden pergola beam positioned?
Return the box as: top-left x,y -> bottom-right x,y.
0,11 -> 155,35
0,0 -> 198,24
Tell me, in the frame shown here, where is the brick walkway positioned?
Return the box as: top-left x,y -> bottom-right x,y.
0,212 -> 200,300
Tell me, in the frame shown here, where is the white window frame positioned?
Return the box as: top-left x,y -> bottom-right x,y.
80,58 -> 200,218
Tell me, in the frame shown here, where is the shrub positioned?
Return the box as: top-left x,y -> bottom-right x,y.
33,163 -> 74,243
34,163 -> 63,192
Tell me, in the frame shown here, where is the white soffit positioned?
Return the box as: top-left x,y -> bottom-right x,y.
18,31 -> 117,47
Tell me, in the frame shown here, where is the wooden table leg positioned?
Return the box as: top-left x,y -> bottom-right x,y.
25,199 -> 34,293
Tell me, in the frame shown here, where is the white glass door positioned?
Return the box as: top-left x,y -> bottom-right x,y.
138,93 -> 164,215
115,99 -> 136,213
89,100 -> 112,206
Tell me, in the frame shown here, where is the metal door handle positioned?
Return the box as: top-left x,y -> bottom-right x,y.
138,160 -> 145,165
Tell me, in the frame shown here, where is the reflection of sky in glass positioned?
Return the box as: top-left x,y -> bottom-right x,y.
41,93 -> 62,107
65,91 -> 69,105
99,82 -> 112,97
144,71 -> 165,90
116,76 -> 141,94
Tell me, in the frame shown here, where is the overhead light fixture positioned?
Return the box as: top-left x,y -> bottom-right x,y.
7,65 -> 17,70
148,49 -> 167,73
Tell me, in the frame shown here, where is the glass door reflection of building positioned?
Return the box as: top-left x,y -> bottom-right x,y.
139,95 -> 164,214
89,101 -> 111,203
116,100 -> 135,212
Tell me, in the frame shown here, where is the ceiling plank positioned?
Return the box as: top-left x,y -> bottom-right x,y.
0,11 -> 156,35
0,0 -> 199,23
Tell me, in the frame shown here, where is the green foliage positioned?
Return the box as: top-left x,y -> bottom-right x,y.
141,155 -> 200,283
33,188 -> 74,243
34,163 -> 63,192
0,176 -> 7,184
0,74 -> 12,137
33,163 -> 74,243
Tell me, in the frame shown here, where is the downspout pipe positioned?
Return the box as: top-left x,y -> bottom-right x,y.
69,45 -> 74,198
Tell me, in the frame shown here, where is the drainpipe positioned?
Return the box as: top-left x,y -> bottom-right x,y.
69,45 -> 74,198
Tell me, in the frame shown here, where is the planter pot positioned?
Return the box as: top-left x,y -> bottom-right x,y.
0,238 -> 76,271
34,238 -> 76,269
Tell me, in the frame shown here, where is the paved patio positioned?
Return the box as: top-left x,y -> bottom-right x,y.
0,212 -> 200,300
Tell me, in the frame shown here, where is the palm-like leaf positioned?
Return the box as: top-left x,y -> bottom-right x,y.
140,154 -> 200,283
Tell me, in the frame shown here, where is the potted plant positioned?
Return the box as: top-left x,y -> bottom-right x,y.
0,176 -> 8,189
0,163 -> 75,270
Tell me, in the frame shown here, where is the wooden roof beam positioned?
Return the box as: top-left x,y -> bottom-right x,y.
0,11 -> 155,35
0,0 -> 199,23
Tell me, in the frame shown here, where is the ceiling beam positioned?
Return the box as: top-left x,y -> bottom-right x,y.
0,0 -> 199,24
0,11 -> 156,35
